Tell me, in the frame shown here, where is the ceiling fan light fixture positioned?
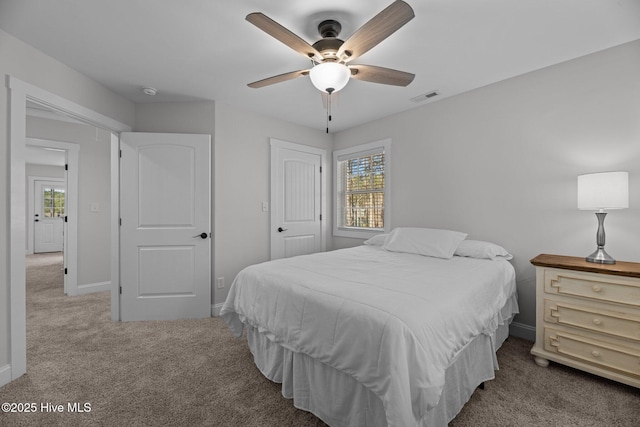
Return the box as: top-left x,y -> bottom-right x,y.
309,62 -> 350,93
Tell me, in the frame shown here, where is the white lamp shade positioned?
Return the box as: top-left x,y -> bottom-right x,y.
577,171 -> 629,210
309,62 -> 350,93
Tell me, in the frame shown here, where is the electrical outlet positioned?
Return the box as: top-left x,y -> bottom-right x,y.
216,277 -> 225,289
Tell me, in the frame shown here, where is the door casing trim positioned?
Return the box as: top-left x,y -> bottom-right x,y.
7,75 -> 130,383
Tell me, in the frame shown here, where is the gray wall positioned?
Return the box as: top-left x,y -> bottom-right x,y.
332,40 -> 640,333
135,101 -> 333,308
25,164 -> 65,178
213,103 -> 332,306
0,28 -> 135,370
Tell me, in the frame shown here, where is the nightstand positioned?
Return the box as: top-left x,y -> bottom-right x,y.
530,254 -> 640,388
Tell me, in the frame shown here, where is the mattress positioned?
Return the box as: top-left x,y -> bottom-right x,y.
221,245 -> 518,426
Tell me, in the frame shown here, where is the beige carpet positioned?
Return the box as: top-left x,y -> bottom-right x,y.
1,253 -> 638,426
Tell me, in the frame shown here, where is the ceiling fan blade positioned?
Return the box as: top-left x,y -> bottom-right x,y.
349,64 -> 415,86
337,1 -> 414,62
246,13 -> 323,62
247,69 -> 310,88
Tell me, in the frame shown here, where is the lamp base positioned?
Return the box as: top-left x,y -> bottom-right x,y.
586,247 -> 616,264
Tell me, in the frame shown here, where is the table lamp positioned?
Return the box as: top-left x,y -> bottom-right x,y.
577,171 -> 629,264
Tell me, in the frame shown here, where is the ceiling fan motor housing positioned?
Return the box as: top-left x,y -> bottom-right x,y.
312,20 -> 345,61
312,38 -> 344,60
318,19 -> 341,38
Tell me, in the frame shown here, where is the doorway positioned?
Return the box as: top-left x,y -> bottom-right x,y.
25,136 -> 80,296
33,180 -> 65,254
8,76 -> 130,382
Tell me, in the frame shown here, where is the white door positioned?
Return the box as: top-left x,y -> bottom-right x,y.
34,180 -> 65,253
120,132 -> 211,321
271,139 -> 325,259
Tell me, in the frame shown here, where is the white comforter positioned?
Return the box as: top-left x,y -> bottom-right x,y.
221,246 -> 517,426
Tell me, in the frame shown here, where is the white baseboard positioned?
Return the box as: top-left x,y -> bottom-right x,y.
509,321 -> 536,342
76,281 -> 111,295
211,303 -> 224,317
0,364 -> 12,387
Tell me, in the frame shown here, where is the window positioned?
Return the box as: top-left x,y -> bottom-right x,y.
43,187 -> 65,218
334,139 -> 391,238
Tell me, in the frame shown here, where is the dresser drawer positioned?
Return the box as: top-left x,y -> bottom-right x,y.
544,299 -> 640,343
544,328 -> 640,377
544,269 -> 640,308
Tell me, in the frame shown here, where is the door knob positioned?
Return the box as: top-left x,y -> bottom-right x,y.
277,227 -> 288,232
193,232 -> 208,239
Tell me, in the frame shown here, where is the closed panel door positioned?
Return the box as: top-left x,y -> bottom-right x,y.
120,132 -> 211,321
34,180 -> 65,253
271,140 -> 323,259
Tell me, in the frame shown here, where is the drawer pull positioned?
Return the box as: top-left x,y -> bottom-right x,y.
592,318 -> 602,326
592,285 -> 602,293
591,350 -> 601,358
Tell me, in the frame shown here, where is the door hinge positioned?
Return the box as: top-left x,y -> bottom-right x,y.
119,286 -> 122,295
319,166 -> 322,173
65,164 -> 68,171
119,149 -> 122,158
320,214 -> 322,221
64,268 -> 68,275
64,216 -> 68,223
119,218 -> 122,226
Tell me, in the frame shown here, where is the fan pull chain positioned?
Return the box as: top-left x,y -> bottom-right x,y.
326,88 -> 334,134
326,93 -> 330,133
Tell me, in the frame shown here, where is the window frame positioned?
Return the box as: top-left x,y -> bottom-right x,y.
42,187 -> 65,218
333,139 -> 391,239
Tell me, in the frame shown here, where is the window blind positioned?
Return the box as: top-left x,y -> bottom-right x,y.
336,150 -> 385,230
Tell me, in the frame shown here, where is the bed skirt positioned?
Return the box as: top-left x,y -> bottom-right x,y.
245,293 -> 518,427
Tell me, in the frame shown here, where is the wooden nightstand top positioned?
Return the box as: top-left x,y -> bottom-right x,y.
530,254 -> 640,279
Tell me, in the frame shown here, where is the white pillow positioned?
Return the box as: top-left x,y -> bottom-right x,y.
382,227 -> 467,259
363,233 -> 388,246
454,240 -> 513,260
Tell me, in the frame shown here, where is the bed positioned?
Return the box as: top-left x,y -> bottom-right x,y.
221,227 -> 518,426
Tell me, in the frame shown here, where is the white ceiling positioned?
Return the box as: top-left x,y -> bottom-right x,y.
1,0 -> 639,133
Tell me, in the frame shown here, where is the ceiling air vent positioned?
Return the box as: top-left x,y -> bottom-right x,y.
411,90 -> 440,103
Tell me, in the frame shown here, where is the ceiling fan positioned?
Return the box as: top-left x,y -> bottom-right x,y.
246,0 -> 416,95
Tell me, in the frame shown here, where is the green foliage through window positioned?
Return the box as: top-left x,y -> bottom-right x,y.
43,188 -> 65,218
339,153 -> 385,229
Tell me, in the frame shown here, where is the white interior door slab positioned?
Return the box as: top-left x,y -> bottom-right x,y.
34,180 -> 65,253
271,139 -> 325,260
120,132 -> 211,321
